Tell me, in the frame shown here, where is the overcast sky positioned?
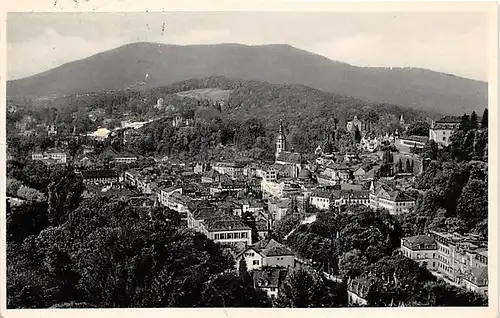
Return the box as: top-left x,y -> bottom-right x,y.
7,11 -> 490,81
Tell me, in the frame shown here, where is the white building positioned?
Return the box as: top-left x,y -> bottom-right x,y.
235,238 -> 295,272
429,116 -> 461,147
400,235 -> 438,271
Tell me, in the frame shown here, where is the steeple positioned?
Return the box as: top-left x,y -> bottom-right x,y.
276,120 -> 286,158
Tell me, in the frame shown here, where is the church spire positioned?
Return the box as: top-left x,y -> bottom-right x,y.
276,120 -> 286,158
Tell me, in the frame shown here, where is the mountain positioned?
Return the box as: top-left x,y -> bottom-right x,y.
7,42 -> 487,115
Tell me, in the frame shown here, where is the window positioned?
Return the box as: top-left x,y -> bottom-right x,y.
253,260 -> 260,265
442,137 -> 446,141
270,288 -> 276,291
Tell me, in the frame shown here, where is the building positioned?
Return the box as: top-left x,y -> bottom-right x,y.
309,189 -> 332,210
395,135 -> 428,154
88,127 -> 111,141
47,125 -> 57,136
275,120 -> 286,158
209,180 -> 246,196
400,235 -> 438,271
310,188 -> 370,210
346,115 -> 369,133
429,230 -> 488,290
31,149 -> 67,164
268,197 -> 291,221
369,181 -> 416,215
194,162 -> 209,174
236,238 -> 295,272
462,266 -> 488,296
114,151 -> 138,164
317,163 -> 352,186
203,218 -> 253,246
80,169 -> 119,185
347,278 -> 373,306
253,268 -> 289,300
429,116 -> 462,147
212,161 -> 246,179
201,170 -> 226,183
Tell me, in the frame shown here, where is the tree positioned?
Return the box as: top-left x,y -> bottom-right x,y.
338,249 -> 369,278
470,111 -> 478,130
456,179 -> 488,230
459,113 -> 471,131
405,159 -> 411,173
238,257 -> 248,277
17,185 -> 46,202
354,126 -> 362,144
396,159 -> 403,173
481,108 -> 488,129
406,121 -> 430,137
275,268 -> 330,308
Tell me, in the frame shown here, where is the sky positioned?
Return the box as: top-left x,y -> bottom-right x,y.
7,11 -> 490,81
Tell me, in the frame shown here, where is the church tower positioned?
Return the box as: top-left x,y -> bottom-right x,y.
276,120 -> 286,158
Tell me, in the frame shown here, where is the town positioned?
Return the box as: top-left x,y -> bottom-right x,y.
6,89 -> 489,307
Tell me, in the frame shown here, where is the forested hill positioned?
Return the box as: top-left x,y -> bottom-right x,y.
16,75 -> 437,131
7,42 -> 487,115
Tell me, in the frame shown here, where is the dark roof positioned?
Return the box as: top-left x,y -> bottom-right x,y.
403,235 -> 436,247
246,238 -> 295,257
436,116 -> 462,124
205,218 -> 252,232
213,161 -> 246,168
276,151 -> 302,164
80,169 -> 118,179
253,268 -> 289,288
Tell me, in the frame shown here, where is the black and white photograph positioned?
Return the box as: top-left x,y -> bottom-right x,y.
2,1 -> 498,314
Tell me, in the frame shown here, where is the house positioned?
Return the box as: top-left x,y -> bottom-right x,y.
429,116 -> 461,147
317,163 -> 352,186
114,151 -> 138,164
257,165 -> 279,181
369,181 -> 416,215
255,219 -> 270,240
101,148 -> 138,164
201,170 -> 225,183
80,169 -> 119,185
212,161 -> 246,179
400,235 -> 438,271
309,189 -> 332,210
462,267 -> 488,296
203,217 -> 253,246
347,277 -> 373,306
209,180 -> 246,196
267,198 -> 291,221
31,149 -> 67,164
428,230 -> 488,288
253,268 -> 289,300
236,238 -> 295,272
333,190 -> 371,208
194,162 -> 209,174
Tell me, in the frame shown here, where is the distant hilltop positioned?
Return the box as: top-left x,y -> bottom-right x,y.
7,42 -> 488,115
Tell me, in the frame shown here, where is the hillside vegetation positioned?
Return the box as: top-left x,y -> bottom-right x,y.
7,42 -> 487,115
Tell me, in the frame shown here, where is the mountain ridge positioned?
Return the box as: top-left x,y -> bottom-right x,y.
7,42 -> 487,115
